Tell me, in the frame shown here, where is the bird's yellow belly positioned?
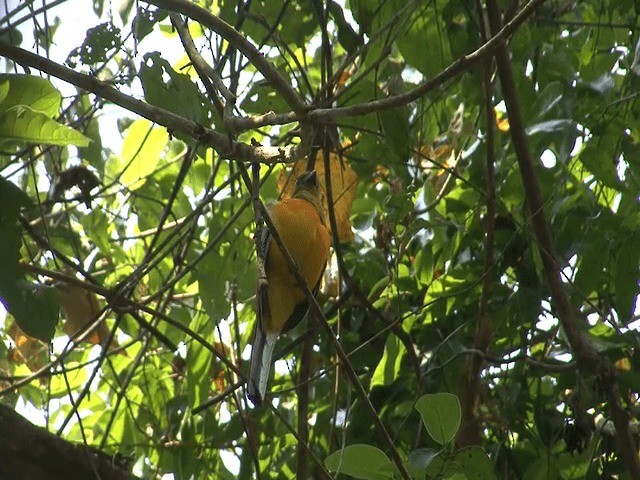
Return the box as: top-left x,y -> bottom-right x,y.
265,199 -> 330,332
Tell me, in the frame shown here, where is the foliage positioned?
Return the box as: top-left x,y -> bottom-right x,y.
1,0 -> 640,479
0,74 -> 90,147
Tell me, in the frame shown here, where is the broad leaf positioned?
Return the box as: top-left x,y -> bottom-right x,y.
0,105 -> 90,147
0,178 -> 58,341
415,393 -> 461,445
0,74 -> 61,116
614,233 -> 640,323
120,118 -> 168,190
325,444 -> 397,480
370,333 -> 406,389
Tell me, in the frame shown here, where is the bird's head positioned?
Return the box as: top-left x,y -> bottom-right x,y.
292,170 -> 326,223
293,170 -> 319,195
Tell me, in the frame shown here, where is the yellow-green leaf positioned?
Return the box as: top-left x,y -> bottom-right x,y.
0,105 -> 90,147
120,119 -> 168,190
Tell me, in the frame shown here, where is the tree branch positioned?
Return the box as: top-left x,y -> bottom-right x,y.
0,403 -> 133,480
0,41 -> 309,164
308,0 -> 546,120
296,334 -> 313,480
485,0 -> 640,476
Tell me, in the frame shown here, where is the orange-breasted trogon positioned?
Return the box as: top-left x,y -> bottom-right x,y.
247,170 -> 331,406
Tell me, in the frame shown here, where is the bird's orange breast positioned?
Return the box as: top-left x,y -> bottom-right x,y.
264,198 -> 331,333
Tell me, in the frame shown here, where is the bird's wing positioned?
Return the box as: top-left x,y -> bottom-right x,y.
248,224 -> 272,406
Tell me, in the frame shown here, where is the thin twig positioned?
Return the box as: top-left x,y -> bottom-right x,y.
320,149 -> 412,480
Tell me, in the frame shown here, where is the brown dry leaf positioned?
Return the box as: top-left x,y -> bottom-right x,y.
57,282 -> 119,351
416,140 -> 455,171
430,148 -> 457,196
6,318 -> 49,373
209,341 -> 232,392
0,357 -> 12,390
278,149 -> 358,242
415,139 -> 457,197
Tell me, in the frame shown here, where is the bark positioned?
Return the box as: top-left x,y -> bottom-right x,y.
0,403 -> 133,480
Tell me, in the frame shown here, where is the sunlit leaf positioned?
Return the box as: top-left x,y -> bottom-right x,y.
139,52 -> 208,125
370,333 -> 405,389
0,74 -> 61,117
0,105 -> 90,147
120,118 -> 168,190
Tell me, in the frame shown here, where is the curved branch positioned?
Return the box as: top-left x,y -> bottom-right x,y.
0,41 -> 310,164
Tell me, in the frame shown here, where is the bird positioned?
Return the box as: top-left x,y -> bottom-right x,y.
247,170 -> 331,406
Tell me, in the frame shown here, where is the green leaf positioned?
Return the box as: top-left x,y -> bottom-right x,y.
0,105 -> 90,147
349,0 -> 377,34
139,52 -> 208,125
329,1 -> 362,54
325,444 -> 397,479
577,143 -> 620,189
370,333 -> 406,389
414,245 -> 435,287
66,22 -> 121,68
0,179 -> 58,341
243,1 -> 315,46
415,393 -> 461,445
76,94 -> 104,169
133,9 -> 168,42
614,233 -> 640,323
524,455 -> 560,480
50,361 -> 88,398
452,446 -> 496,480
186,313 -> 213,407
0,28 -> 23,46
574,237 -> 609,294
16,286 -> 58,342
80,208 -> 123,260
379,103 -> 410,163
0,79 -> 9,105
241,81 -> 291,115
194,249 -> 231,321
525,119 -> 574,136
0,74 -> 61,117
532,81 -> 564,119
397,10 -> 449,78
120,118 -> 168,190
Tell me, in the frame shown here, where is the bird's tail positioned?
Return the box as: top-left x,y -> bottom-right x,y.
247,327 -> 278,406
